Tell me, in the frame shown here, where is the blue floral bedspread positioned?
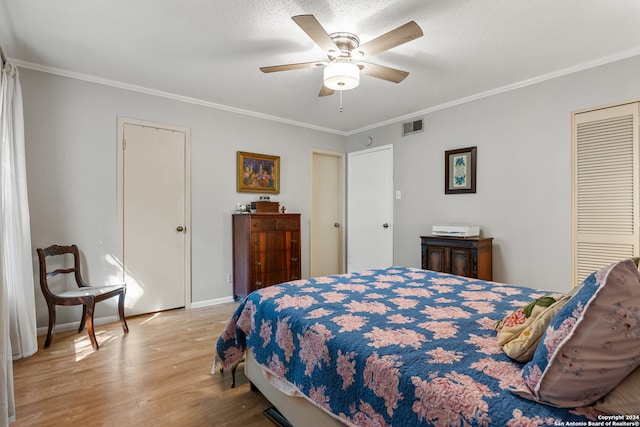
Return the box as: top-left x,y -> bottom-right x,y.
216,267 -> 601,426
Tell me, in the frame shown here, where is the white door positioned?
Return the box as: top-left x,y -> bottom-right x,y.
118,118 -> 190,315
347,145 -> 393,272
310,150 -> 345,277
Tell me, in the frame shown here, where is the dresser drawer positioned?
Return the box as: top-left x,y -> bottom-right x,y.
251,217 -> 299,231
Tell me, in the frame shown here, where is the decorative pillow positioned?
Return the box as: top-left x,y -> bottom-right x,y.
593,365 -> 640,415
495,294 -> 571,362
515,259 -> 640,408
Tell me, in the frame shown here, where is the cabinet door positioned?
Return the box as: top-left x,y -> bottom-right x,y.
251,229 -> 301,288
286,231 -> 301,281
450,248 -> 473,278
264,231 -> 287,285
425,246 -> 446,273
270,230 -> 301,284
250,232 -> 267,291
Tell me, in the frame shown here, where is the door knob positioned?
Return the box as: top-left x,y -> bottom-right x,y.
176,226 -> 185,232
334,223 -> 340,228
383,223 -> 389,228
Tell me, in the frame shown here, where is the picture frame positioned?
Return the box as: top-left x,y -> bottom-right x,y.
237,151 -> 280,194
445,146 -> 477,194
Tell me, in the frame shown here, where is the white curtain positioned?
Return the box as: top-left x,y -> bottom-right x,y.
0,278 -> 13,426
1,56 -> 37,361
1,49 -> 38,425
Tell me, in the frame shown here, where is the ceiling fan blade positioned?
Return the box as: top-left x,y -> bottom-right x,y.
357,62 -> 409,83
260,61 -> 326,73
318,85 -> 335,97
292,15 -> 340,54
356,21 -> 423,57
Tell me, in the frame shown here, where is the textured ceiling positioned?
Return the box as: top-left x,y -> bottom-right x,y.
1,0 -> 640,134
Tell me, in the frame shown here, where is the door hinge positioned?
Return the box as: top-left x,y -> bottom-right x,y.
122,138 -> 126,150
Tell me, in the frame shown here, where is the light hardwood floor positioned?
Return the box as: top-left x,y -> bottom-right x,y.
12,303 -> 275,426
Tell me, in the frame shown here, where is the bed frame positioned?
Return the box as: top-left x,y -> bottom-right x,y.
245,351 -> 345,427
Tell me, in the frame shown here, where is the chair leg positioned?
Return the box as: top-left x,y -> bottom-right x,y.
79,305 -> 87,332
44,302 -> 56,349
85,302 -> 99,350
118,291 -> 129,333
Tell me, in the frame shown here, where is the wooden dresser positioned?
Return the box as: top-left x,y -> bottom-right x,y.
232,213 -> 301,300
420,235 -> 493,280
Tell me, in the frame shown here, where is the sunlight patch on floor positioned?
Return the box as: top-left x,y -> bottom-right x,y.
139,312 -> 161,326
73,331 -> 117,361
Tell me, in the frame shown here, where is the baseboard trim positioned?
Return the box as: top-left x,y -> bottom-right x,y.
36,296 -> 236,335
36,315 -> 119,336
190,296 -> 235,309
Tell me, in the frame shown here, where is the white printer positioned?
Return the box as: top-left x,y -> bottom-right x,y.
431,224 -> 480,238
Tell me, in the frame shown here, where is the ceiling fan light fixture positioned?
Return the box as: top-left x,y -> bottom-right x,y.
323,62 -> 360,91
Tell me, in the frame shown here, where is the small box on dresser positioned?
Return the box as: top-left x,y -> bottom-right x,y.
420,235 -> 493,280
232,213 -> 301,300
252,201 -> 280,213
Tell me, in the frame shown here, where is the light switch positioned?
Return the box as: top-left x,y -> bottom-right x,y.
395,190 -> 402,200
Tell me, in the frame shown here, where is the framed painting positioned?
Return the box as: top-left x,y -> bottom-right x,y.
237,151 -> 280,194
445,146 -> 477,194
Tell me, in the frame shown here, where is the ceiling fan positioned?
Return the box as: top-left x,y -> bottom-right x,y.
260,15 -> 424,97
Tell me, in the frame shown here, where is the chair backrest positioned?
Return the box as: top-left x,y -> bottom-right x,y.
37,244 -> 86,298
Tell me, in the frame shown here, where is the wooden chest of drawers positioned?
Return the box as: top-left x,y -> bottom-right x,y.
420,235 -> 493,280
232,213 -> 301,300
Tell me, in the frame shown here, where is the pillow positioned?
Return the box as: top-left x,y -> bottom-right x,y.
593,365 -> 640,415
495,294 -> 571,362
515,259 -> 640,408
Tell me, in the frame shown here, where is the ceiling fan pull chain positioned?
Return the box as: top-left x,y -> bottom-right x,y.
339,89 -> 343,113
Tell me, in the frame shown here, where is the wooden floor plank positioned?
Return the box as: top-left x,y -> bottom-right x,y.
12,303 -> 274,426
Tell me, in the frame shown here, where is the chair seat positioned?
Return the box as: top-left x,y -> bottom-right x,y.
57,285 -> 125,298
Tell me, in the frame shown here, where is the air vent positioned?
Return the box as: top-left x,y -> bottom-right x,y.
402,118 -> 424,136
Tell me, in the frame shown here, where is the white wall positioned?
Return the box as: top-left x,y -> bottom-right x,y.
22,54 -> 640,328
346,55 -> 640,293
21,68 -> 344,327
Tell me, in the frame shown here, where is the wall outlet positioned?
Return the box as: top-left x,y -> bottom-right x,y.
226,274 -> 233,283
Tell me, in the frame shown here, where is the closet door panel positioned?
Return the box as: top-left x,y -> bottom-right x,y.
572,102 -> 640,287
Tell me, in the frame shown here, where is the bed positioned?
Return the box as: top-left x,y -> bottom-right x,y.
215,266 -> 636,426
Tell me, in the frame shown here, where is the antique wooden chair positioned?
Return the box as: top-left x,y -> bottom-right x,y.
37,244 -> 129,350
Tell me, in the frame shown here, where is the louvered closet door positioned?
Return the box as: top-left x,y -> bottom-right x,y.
572,102 -> 640,288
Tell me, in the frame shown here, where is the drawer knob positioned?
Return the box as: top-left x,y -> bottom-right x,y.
255,261 -> 261,265
291,257 -> 298,262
